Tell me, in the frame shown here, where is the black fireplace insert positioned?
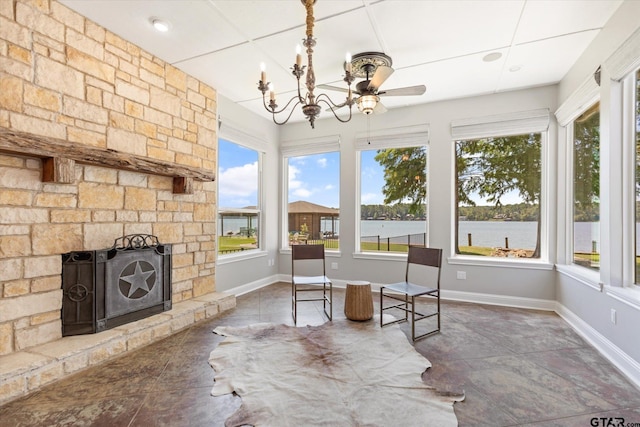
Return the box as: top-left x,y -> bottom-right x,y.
61,234 -> 172,336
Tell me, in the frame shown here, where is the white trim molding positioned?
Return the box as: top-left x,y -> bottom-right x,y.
219,116 -> 268,152
556,302 -> 640,389
228,274 -> 285,296
441,289 -> 556,311
451,108 -> 550,140
555,75 -> 599,127
280,134 -> 341,157
605,26 -> 640,82
355,124 -> 430,149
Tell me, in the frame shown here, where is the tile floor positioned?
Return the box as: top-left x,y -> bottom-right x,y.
1,282 -> 639,426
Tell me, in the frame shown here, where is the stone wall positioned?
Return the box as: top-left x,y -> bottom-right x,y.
0,0 -> 218,356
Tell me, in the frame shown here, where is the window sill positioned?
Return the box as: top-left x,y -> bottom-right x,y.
217,250 -> 267,265
555,264 -> 602,291
279,248 -> 342,258
352,252 -> 410,262
606,286 -> 640,311
447,255 -> 553,270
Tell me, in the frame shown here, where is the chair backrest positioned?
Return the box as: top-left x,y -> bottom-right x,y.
291,244 -> 326,276
406,247 -> 442,288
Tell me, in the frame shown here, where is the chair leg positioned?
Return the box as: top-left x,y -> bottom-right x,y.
411,295 -> 416,341
379,287 -> 384,327
437,292 -> 441,332
404,293 -> 409,321
292,283 -> 297,324
328,283 -> 332,320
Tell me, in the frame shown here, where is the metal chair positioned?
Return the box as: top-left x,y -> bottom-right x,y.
291,244 -> 332,324
380,247 -> 442,341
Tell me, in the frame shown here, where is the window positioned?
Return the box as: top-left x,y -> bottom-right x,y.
356,127 -> 429,254
286,152 -> 340,249
455,133 -> 542,258
635,70 -> 640,283
572,102 -> 600,271
451,109 -> 549,261
217,138 -> 261,256
282,137 -> 340,250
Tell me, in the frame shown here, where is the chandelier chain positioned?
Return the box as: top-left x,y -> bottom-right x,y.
256,0 -> 354,128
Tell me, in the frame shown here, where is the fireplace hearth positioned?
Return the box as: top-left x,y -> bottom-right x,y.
61,234 -> 172,336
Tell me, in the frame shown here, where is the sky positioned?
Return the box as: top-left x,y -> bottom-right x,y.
218,139 -> 259,208
218,138 -> 388,209
218,138 -> 526,209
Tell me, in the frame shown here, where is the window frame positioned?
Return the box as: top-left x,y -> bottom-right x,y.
568,101 -> 601,273
622,70 -> 640,289
449,109 -> 552,269
554,71 -> 601,287
280,135 -> 341,253
216,129 -> 266,262
353,125 -> 430,260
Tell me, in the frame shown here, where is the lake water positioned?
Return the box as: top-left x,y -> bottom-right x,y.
361,220 -> 605,252
222,218 -> 639,253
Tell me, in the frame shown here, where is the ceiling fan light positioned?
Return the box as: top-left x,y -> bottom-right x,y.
357,94 -> 378,115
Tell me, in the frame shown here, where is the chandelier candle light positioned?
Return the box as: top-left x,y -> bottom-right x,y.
257,0 -> 355,128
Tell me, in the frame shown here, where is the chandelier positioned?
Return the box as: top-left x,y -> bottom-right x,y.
257,0 -> 355,129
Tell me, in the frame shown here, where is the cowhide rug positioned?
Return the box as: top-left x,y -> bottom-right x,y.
209,316 -> 464,426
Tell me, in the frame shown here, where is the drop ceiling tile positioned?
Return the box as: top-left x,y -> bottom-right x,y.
211,0 -> 365,41
61,0 -> 246,63
395,49 -> 508,104
500,31 -> 600,91
369,0 -> 524,66
176,43 -> 295,103
514,0 -> 623,44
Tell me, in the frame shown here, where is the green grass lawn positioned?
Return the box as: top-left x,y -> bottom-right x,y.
219,236 -> 256,252
219,236 -> 640,278
360,241 -> 413,252
457,246 -> 494,256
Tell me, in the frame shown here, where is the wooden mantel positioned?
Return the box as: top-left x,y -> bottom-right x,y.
0,128 -> 215,194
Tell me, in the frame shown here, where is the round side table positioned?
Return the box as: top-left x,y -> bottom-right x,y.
344,281 -> 374,321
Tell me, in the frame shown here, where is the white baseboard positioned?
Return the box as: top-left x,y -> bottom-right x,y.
440,289 -> 557,311
556,303 -> 640,390
227,274 -> 284,296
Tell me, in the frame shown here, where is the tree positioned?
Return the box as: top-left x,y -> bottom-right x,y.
573,103 -> 600,219
457,133 -> 542,257
373,135 -> 544,256
636,74 -> 640,200
374,147 -> 426,215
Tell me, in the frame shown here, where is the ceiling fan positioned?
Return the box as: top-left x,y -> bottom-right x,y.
319,52 -> 426,115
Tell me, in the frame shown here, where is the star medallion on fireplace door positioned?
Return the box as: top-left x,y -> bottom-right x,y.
118,261 -> 157,299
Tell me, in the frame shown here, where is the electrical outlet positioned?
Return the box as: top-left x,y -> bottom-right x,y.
610,308 -> 617,325
331,262 -> 338,270
456,271 -> 466,280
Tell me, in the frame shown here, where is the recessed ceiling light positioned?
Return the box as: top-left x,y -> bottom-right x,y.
509,65 -> 522,72
482,52 -> 502,62
151,18 -> 170,32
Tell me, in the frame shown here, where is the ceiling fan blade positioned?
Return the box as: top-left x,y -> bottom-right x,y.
368,66 -> 394,91
379,85 -> 426,97
373,101 -> 387,114
318,84 -> 349,93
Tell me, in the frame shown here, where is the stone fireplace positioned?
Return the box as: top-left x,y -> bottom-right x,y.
0,0 -> 234,404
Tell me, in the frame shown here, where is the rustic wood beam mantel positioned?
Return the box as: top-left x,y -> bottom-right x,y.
0,128 -> 215,194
